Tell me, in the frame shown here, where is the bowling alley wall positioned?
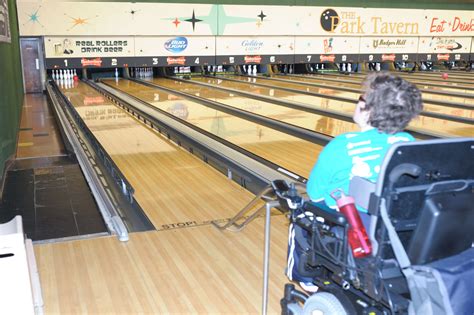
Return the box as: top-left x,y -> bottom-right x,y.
16,1 -> 474,68
0,0 -> 23,179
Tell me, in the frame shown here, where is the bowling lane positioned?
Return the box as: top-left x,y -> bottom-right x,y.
342,71 -> 474,85
394,71 -> 474,80
104,78 -> 323,178
59,81 -> 262,228
333,70 -> 474,80
275,76 -> 474,105
310,72 -> 474,92
144,77 -> 359,137
190,76 -> 473,137
229,75 -> 474,106
278,74 -> 474,96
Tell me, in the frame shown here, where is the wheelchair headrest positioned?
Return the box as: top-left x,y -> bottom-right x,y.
374,138 -> 474,198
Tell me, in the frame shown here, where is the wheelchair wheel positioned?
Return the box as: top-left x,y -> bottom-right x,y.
302,292 -> 347,315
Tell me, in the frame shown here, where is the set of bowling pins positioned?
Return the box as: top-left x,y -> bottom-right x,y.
242,65 -> 258,76
174,66 -> 192,74
131,67 -> 153,78
368,62 -> 381,71
52,69 -> 77,81
52,69 -> 78,89
340,63 -> 353,72
310,63 -> 325,72
206,65 -> 223,73
281,64 -> 293,74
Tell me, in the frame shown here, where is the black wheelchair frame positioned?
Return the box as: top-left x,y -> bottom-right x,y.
279,138 -> 474,315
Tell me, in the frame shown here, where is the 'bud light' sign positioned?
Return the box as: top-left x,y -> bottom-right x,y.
164,37 -> 188,53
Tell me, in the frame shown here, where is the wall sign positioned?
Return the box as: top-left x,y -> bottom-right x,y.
0,0 -> 11,43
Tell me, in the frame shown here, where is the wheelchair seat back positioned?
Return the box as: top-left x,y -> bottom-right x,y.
369,138 -> 474,266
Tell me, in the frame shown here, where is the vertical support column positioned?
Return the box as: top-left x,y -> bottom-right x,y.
262,200 -> 279,315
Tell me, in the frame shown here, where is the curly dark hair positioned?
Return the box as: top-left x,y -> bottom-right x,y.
362,72 -> 423,134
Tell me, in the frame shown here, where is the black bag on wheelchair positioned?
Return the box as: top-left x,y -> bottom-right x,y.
281,138 -> 474,315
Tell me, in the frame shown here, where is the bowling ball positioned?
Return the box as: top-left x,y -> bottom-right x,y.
441,73 -> 449,80
73,75 -> 79,81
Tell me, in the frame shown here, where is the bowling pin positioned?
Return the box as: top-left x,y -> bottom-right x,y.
242,65 -> 247,73
247,65 -> 252,75
376,63 -> 381,71
115,68 -> 119,78
341,63 -> 346,72
347,63 -> 352,73
252,64 -> 257,76
51,70 -> 56,80
218,65 -> 223,72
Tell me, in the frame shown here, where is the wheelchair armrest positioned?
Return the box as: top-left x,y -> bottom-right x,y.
302,202 -> 348,227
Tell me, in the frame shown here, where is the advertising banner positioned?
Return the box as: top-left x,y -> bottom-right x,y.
418,36 -> 471,62
359,36 -> 418,62
44,36 -> 135,68
294,36 -> 360,63
423,10 -> 474,37
134,36 -> 215,66
215,36 -> 294,64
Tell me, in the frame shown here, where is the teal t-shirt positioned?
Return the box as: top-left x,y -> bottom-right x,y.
306,128 -> 414,210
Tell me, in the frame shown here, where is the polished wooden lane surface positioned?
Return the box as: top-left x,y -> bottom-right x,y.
146,77 -> 359,137
382,71 -> 474,81
329,71 -> 474,85
35,215 -> 290,314
104,79 -> 324,178
274,73 -> 474,96
227,74 -> 474,107
197,76 -> 473,121
334,70 -> 474,80
301,72 -> 474,95
59,81 -> 265,227
16,94 -> 65,158
190,76 -> 473,137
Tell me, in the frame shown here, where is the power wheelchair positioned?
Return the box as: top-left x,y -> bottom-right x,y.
276,138 -> 474,315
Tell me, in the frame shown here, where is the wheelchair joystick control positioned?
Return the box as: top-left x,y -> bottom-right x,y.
271,180 -> 303,211
331,189 -> 372,258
